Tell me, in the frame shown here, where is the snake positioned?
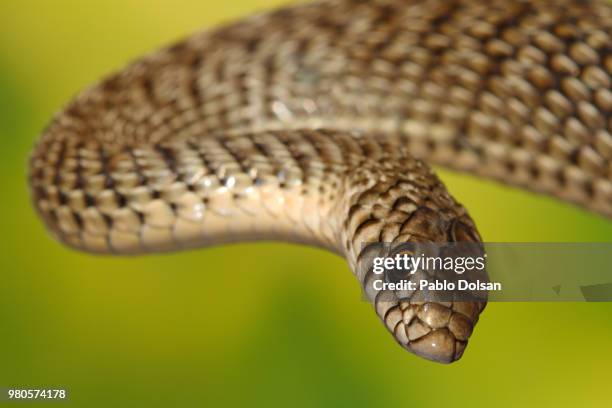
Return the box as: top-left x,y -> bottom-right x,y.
28,0 -> 612,364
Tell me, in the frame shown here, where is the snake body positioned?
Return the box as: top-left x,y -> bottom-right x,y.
29,0 -> 612,363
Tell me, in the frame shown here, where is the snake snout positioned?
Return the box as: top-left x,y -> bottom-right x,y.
395,300 -> 480,364
407,324 -> 458,364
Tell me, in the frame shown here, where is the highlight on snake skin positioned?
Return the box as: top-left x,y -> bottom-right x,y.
29,0 -> 612,364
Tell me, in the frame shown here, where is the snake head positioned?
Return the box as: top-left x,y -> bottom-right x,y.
359,205 -> 487,364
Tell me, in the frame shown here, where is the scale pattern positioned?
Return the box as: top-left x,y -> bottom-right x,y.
30,0 -> 612,363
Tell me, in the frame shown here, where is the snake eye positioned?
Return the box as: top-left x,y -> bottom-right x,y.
449,218 -> 481,243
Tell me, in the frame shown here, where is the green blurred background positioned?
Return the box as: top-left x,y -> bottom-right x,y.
1,1 -> 611,406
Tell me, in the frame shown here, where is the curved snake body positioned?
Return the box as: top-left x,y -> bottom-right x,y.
29,0 -> 612,363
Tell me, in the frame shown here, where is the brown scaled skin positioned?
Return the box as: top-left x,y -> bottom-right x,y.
30,0 -> 612,363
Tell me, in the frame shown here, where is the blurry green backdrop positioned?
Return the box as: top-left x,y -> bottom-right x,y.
1,1 -> 612,406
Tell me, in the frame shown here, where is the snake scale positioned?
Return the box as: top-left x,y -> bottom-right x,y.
29,0 -> 612,363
